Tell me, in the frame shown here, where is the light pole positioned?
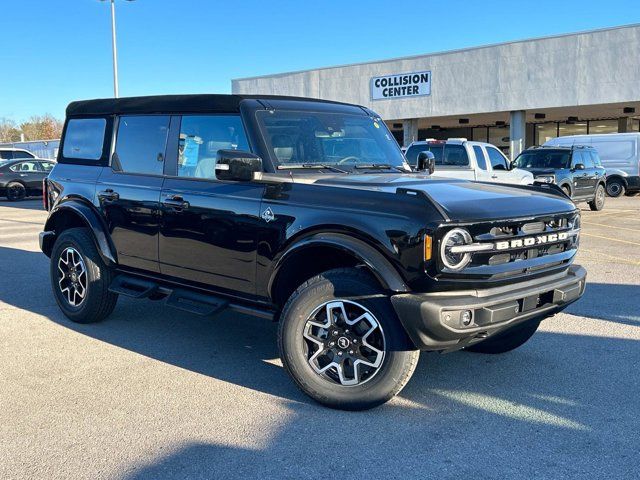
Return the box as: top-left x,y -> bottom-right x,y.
99,0 -> 134,98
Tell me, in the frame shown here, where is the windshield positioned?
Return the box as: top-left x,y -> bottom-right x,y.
513,150 -> 571,169
257,111 -> 407,170
405,143 -> 469,167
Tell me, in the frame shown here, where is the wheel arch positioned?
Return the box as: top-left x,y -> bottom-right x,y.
269,232 -> 409,308
42,200 -> 116,265
606,174 -> 628,187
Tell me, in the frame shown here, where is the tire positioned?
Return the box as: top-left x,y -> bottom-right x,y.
606,178 -> 625,197
278,268 -> 419,410
589,184 -> 606,211
50,227 -> 118,323
6,181 -> 26,201
561,185 -> 571,198
465,319 -> 541,354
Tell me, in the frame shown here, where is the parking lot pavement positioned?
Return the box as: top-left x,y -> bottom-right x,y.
0,197 -> 638,480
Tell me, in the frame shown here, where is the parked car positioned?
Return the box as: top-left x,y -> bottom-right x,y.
40,94 -> 585,410
405,139 -> 534,185
543,133 -> 640,197
0,159 -> 55,201
0,147 -> 37,160
513,145 -> 607,210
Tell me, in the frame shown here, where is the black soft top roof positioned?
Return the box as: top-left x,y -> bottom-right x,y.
65,94 -> 363,116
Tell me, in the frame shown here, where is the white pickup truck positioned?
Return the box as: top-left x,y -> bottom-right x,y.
405,139 -> 534,185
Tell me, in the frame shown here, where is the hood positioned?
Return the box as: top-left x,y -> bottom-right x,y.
309,173 -> 575,222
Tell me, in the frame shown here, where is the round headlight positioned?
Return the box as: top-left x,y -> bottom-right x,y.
441,228 -> 473,271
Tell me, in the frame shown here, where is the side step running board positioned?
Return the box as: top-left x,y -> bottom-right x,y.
109,275 -> 158,299
108,274 -> 272,319
165,289 -> 228,316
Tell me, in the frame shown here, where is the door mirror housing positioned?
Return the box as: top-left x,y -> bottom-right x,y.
573,163 -> 585,171
416,151 -> 436,174
215,150 -> 262,181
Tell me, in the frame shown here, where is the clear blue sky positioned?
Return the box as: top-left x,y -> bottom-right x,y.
1,0 -> 638,122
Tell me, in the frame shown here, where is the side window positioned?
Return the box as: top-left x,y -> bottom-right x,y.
442,145 -> 469,166
472,146 -> 487,170
114,116 -> 170,175
0,151 -> 13,159
571,151 -> 585,168
486,147 -> 509,170
589,151 -> 602,167
62,118 -> 106,160
39,162 -> 54,173
177,115 -> 249,179
582,151 -> 595,168
14,151 -> 35,159
10,161 -> 39,172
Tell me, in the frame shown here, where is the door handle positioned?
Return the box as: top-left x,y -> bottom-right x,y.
98,189 -> 120,202
19,173 -> 27,177
491,175 -> 498,179
162,195 -> 190,210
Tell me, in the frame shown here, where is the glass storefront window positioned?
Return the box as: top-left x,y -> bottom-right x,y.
633,119 -> 640,132
535,123 -> 557,145
559,122 -> 587,137
588,119 -> 618,135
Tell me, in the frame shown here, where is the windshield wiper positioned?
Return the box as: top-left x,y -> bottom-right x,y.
354,163 -> 410,173
277,164 -> 348,174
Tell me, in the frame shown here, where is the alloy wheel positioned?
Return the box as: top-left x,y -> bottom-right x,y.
303,300 -> 385,386
596,186 -> 605,209
57,247 -> 87,307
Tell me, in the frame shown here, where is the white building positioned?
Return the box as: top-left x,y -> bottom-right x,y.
232,24 -> 640,158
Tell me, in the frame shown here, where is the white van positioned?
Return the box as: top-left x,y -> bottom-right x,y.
404,139 -> 533,185
544,133 -> 640,197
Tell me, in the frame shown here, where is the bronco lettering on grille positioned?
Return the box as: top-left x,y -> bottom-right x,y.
495,232 -> 569,251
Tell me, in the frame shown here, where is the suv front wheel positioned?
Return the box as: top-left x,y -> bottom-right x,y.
589,184 -> 606,211
278,268 -> 419,410
50,227 -> 118,323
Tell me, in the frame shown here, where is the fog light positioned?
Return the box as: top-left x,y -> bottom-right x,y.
461,310 -> 473,326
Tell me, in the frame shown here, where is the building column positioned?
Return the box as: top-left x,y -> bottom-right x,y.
509,110 -> 526,160
618,117 -> 633,133
403,119 -> 419,147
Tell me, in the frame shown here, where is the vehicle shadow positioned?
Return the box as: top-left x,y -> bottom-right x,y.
0,198 -> 44,211
565,282 -> 639,326
1,245 -> 639,478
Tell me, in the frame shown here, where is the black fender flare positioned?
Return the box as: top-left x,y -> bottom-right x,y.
269,232 -> 410,296
557,181 -> 573,196
42,200 -> 116,265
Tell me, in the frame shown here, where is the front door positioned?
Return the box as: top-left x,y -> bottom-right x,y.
570,151 -> 591,198
484,146 -> 513,183
158,114 -> 264,296
96,115 -> 171,273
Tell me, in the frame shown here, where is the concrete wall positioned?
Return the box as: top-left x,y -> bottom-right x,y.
232,25 -> 640,121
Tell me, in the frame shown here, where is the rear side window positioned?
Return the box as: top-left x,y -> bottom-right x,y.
13,150 -> 35,159
62,118 -> 106,160
589,151 -> 602,166
0,151 -> 13,159
405,144 -> 469,167
114,116 -> 170,175
472,146 -> 487,170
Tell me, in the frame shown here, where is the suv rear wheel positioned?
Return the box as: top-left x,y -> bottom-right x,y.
278,268 -> 419,410
589,184 -> 606,211
50,227 -> 118,323
465,319 -> 540,354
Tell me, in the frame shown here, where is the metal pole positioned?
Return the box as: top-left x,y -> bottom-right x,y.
110,0 -> 119,98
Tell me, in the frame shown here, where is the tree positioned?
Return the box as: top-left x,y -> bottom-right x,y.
19,114 -> 64,141
0,118 -> 22,143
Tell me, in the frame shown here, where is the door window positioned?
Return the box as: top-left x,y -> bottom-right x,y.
39,161 -> 55,173
114,116 -> 170,175
177,115 -> 249,179
472,146 -> 488,170
9,161 -> 40,172
486,147 -> 509,170
581,151 -> 595,168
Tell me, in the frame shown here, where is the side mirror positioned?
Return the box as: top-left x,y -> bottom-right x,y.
215,150 -> 262,181
573,163 -> 585,171
416,151 -> 436,174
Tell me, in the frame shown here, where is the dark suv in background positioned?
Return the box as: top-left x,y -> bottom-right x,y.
40,94 -> 586,410
0,158 -> 55,201
513,145 -> 607,210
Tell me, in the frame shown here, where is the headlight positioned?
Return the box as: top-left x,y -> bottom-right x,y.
440,228 -> 473,270
535,175 -> 556,184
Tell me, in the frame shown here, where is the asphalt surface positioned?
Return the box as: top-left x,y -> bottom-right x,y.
0,196 -> 639,480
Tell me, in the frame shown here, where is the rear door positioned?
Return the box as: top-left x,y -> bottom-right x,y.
158,114 -> 264,296
96,115 -> 171,273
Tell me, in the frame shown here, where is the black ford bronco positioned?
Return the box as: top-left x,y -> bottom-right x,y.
40,95 -> 586,410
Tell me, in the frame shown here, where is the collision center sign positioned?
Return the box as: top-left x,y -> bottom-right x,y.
370,71 -> 431,100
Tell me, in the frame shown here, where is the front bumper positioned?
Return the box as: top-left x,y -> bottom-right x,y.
391,265 -> 586,351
